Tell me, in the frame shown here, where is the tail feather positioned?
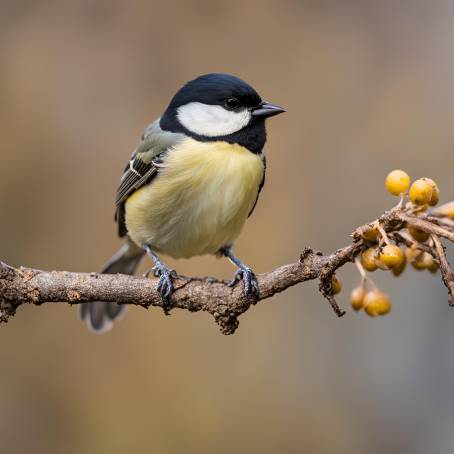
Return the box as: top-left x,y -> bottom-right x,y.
80,239 -> 144,334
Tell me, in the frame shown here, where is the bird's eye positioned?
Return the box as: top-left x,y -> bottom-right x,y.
224,98 -> 240,109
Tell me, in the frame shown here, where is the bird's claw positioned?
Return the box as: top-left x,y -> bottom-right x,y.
228,266 -> 260,299
145,264 -> 176,300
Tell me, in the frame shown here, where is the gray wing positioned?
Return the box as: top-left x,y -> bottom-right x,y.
248,151 -> 266,218
115,119 -> 185,237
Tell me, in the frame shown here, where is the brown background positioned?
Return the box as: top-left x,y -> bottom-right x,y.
0,1 -> 454,453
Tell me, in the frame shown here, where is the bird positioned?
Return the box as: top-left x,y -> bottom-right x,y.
80,73 -> 285,333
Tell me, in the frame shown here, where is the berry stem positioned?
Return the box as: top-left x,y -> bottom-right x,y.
355,257 -> 378,290
392,193 -> 406,211
377,224 -> 392,246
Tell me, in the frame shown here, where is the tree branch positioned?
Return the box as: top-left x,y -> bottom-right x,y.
0,243 -> 361,334
0,201 -> 453,334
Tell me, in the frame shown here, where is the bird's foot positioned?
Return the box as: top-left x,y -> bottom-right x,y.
143,245 -> 177,314
144,263 -> 176,312
228,265 -> 260,299
156,265 -> 177,300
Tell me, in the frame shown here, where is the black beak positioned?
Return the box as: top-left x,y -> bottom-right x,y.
251,101 -> 286,118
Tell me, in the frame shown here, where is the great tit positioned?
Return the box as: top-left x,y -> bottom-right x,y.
80,73 -> 285,333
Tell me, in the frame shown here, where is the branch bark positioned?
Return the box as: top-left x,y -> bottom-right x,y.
0,202 -> 453,334
0,243 -> 361,334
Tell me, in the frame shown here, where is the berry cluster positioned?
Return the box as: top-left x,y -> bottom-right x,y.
334,170 -> 450,318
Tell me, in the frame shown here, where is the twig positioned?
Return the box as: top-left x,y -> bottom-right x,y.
377,224 -> 391,245
400,214 -> 454,242
425,216 -> 454,230
391,231 -> 437,258
431,235 -> 454,306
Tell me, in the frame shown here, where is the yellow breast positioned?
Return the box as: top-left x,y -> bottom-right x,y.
124,138 -> 264,258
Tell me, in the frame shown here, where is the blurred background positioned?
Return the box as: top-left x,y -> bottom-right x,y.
1,0 -> 454,452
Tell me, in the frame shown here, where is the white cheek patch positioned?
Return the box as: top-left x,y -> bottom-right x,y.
176,102 -> 251,137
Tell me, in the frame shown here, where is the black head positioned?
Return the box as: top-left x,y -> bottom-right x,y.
160,73 -> 285,153
167,73 -> 262,111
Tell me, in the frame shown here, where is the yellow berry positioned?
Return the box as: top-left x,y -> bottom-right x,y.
361,248 -> 378,272
392,255 -> 407,277
408,226 -> 429,243
411,251 -> 434,270
424,178 -> 440,206
379,244 -> 405,269
406,246 -> 433,270
362,226 -> 379,242
375,256 -> 390,271
364,290 -> 391,316
421,253 -> 435,271
406,245 -> 423,263
350,286 -> 366,311
331,275 -> 342,295
428,259 -> 439,273
385,170 -> 411,196
409,178 -> 434,205
411,258 -> 426,270
375,299 -> 391,316
364,303 -> 378,317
